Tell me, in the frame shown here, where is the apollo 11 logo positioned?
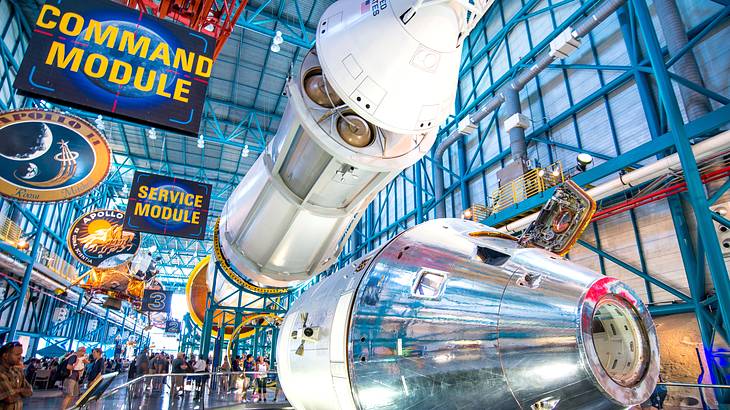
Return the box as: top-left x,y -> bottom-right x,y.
0,109 -> 111,202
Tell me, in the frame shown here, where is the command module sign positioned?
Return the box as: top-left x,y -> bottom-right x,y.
124,171 -> 211,240
14,0 -> 216,134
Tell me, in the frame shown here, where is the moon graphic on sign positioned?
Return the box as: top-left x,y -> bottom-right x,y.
0,123 -> 53,160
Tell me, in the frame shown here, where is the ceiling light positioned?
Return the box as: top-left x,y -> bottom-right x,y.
537,169 -> 545,177
576,153 -> 593,172
270,43 -> 280,53
273,31 -> 284,45
197,134 -> 205,149
241,144 -> 250,158
148,128 -> 157,140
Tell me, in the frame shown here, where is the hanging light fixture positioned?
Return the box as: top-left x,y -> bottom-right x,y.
271,30 -> 283,53
148,128 -> 157,140
197,134 -> 205,149
94,114 -> 105,132
241,144 -> 250,158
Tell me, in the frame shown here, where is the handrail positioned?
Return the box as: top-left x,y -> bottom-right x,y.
100,370 -> 276,399
659,382 -> 730,389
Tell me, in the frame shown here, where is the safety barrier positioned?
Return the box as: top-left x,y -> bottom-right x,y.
490,161 -> 564,213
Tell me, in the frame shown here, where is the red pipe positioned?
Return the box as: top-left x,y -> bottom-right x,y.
591,165 -> 730,222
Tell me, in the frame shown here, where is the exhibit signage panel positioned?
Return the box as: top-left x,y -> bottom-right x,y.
124,171 -> 212,240
14,0 -> 216,134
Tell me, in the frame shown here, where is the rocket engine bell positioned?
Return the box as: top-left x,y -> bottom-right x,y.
277,219 -> 659,410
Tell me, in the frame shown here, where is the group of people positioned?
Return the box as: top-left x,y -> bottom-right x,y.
24,354 -> 124,388
127,349 -> 277,403
220,354 -> 273,403
1,341 -> 281,408
0,342 -> 115,410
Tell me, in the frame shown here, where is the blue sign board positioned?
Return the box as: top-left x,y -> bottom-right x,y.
14,0 -> 215,135
123,171 -> 211,240
141,289 -> 172,312
165,320 -> 181,334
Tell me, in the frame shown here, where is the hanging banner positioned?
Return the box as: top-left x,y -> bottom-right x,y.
68,209 -> 141,268
13,0 -> 216,135
141,289 -> 172,312
0,109 -> 111,202
123,171 -> 211,240
165,320 -> 181,335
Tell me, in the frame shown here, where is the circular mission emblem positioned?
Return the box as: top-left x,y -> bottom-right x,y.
0,109 -> 111,202
68,209 -> 140,268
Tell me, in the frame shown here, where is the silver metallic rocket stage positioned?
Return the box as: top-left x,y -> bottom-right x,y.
277,218 -> 659,409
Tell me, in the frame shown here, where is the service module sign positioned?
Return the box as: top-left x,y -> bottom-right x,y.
124,171 -> 211,240
14,0 -> 216,134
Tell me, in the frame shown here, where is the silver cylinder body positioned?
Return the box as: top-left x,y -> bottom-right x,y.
212,48 -> 434,294
277,219 -> 659,409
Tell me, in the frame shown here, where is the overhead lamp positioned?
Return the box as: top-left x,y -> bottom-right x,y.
241,144 -> 250,158
274,31 -> 284,45
204,12 -> 215,32
551,169 -> 560,177
271,30 -> 283,52
148,128 -> 157,140
197,134 -> 205,149
576,153 -> 593,172
537,169 -> 545,177
94,115 -> 105,132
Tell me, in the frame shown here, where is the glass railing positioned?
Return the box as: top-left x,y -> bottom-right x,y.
66,374 -> 730,409
656,381 -> 730,410
71,371 -> 288,409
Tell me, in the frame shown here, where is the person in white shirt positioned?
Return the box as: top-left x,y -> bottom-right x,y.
192,356 -> 207,400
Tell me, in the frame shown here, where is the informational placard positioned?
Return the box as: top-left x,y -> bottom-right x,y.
165,320 -> 181,335
14,0 -> 216,135
141,289 -> 172,312
124,171 -> 211,240
0,109 -> 111,202
68,209 -> 141,268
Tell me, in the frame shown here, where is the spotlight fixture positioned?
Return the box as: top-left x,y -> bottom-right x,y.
241,144 -> 250,158
16,238 -> 29,251
197,134 -> 205,149
148,128 -> 157,140
462,208 -> 473,220
576,153 -> 593,172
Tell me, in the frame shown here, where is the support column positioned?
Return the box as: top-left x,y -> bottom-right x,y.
633,0 -> 730,401
7,205 -> 47,341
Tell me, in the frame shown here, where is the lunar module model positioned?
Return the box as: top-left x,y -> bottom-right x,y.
189,0 -> 660,408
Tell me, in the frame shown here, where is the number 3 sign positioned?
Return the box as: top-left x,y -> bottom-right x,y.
141,289 -> 172,312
